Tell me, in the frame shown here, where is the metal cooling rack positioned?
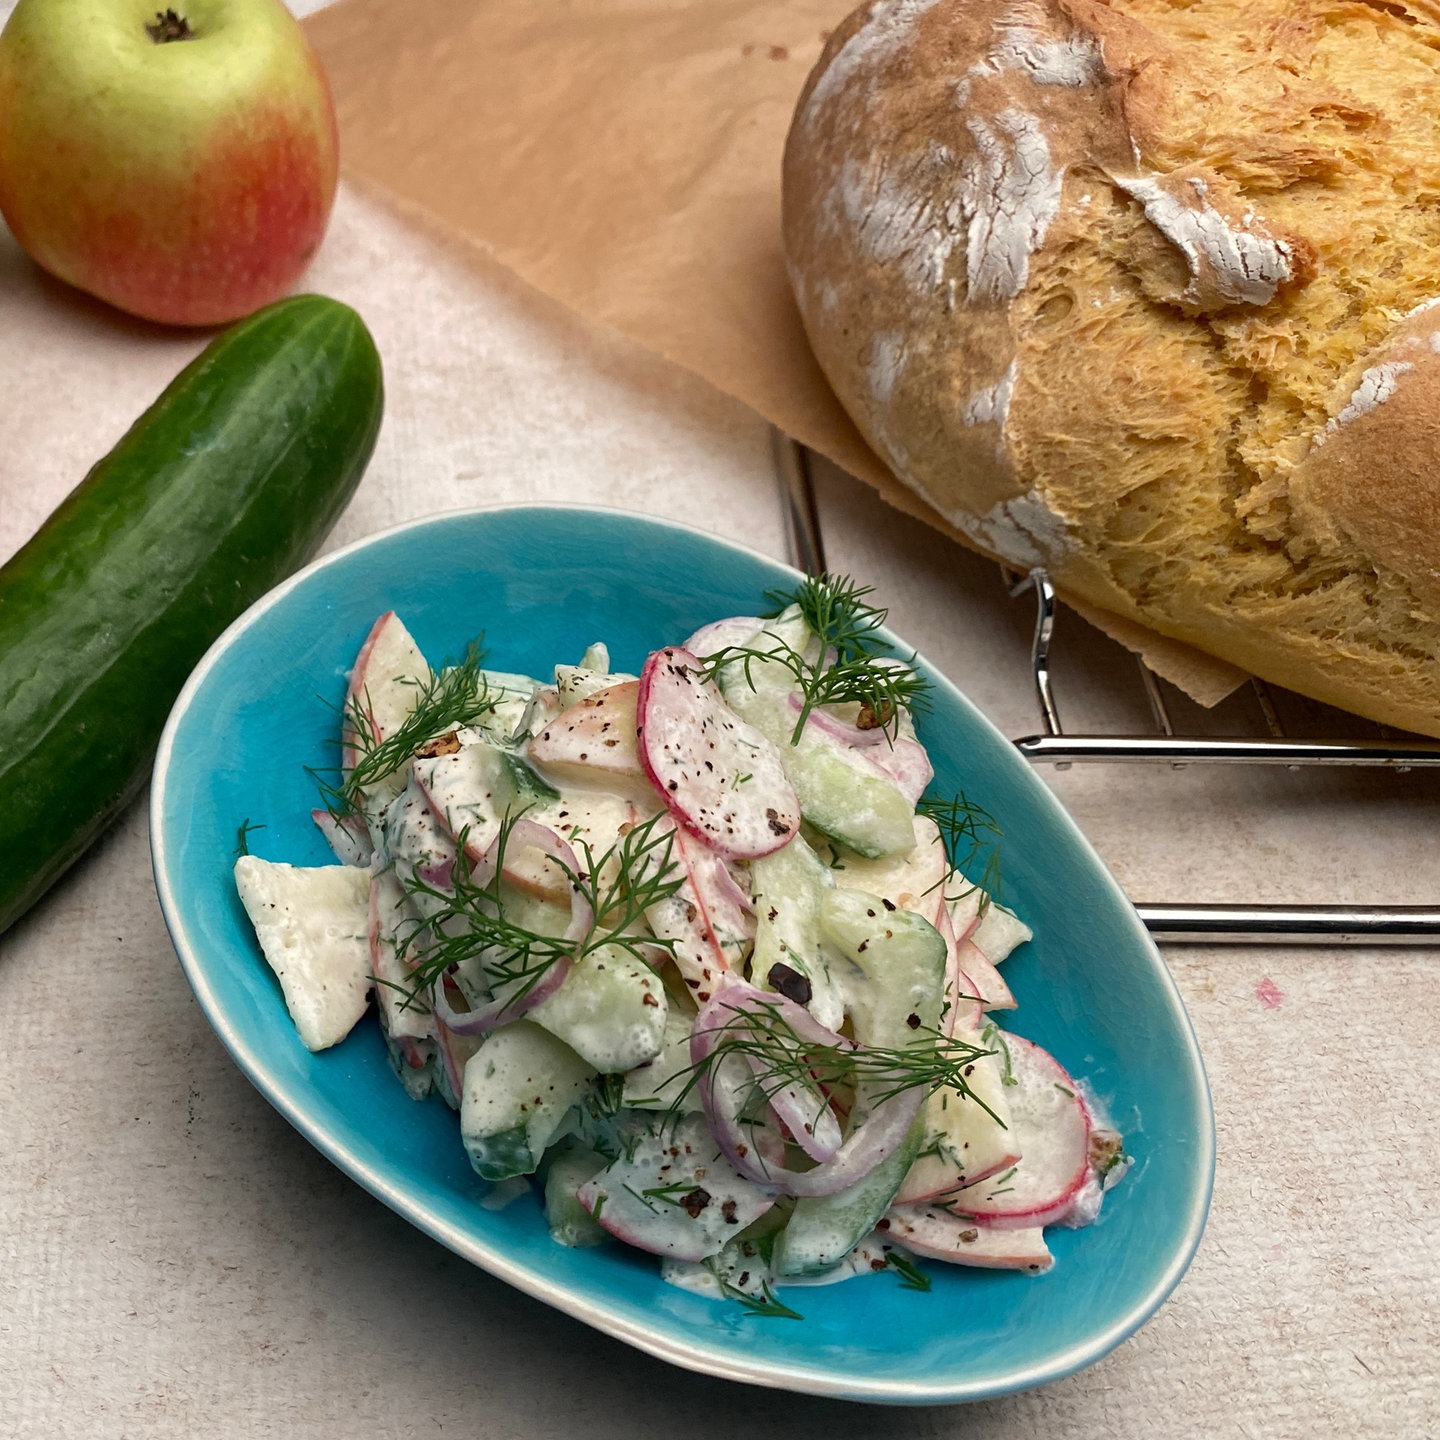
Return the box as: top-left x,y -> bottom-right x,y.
774,434 -> 1440,946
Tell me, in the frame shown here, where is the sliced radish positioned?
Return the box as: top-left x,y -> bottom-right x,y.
646,818 -> 754,1004
638,646 -> 800,859
947,1033 -> 1091,1228
343,612 -> 432,799
883,1205 -> 1052,1273
527,680 -> 651,797
577,1113 -> 777,1262
683,615 -> 765,660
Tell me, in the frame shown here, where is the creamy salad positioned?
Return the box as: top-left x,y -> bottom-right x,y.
234,577 -> 1126,1310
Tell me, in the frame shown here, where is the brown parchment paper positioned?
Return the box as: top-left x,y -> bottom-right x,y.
303,0 -> 1247,706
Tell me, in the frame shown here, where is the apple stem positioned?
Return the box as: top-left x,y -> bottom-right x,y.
146,9 -> 194,42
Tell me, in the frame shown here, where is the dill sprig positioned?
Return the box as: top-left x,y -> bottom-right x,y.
715,1274 -> 804,1321
918,792 -> 1003,914
701,574 -> 930,744
396,811 -> 684,1013
667,996 -> 1003,1132
327,639 -> 497,819
981,1022 -> 1018,1089
234,819 -> 264,859
884,1249 -> 932,1292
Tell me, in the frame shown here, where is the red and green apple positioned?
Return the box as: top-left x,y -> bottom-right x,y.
0,0 -> 339,326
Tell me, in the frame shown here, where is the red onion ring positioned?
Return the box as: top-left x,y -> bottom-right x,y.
746,1048 -> 843,1162
430,955 -> 573,1036
475,817 -> 594,942
785,692 -> 887,749
428,818 -> 592,1036
691,979 -> 923,1196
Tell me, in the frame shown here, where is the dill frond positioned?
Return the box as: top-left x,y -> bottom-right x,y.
700,574 -> 930,744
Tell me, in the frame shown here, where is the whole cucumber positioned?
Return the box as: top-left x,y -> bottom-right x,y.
0,295 -> 383,934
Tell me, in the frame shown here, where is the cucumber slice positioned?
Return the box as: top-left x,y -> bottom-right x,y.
474,669 -> 543,745
771,1119 -> 925,1278
530,942 -> 668,1073
543,1142 -> 610,1248
820,888 -> 947,1047
726,686 -> 916,859
623,1009 -> 706,1113
460,1021 -> 596,1181
747,833 -> 844,1031
498,749 -> 561,804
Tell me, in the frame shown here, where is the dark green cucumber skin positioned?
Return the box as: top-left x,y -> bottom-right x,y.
0,295 -> 383,935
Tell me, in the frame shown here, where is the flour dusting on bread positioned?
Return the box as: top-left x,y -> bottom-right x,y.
1114,174 -> 1297,311
962,110 -> 1064,303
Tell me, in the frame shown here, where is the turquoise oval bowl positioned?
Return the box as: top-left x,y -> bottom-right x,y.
151,504 -> 1213,1405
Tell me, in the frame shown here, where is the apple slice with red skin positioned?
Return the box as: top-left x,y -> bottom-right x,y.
932,895 -> 984,1035
833,814 -> 947,914
526,680 -> 653,800
413,736 -> 639,909
489,792 -> 640,908
638,646 -> 800,860
882,1205 -> 1052,1273
432,978 -> 484,1111
367,870 -> 431,1044
892,1011 -> 1018,1204
343,611 -> 431,799
955,933 -> 1017,1012
946,1033 -> 1092,1230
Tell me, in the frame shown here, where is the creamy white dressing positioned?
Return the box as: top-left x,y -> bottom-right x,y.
238,597 -> 1120,1307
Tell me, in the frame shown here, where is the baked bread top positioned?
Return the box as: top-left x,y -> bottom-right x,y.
783,0 -> 1440,736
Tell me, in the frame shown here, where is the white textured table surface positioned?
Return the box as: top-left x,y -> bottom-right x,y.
3,14 -> 1439,1434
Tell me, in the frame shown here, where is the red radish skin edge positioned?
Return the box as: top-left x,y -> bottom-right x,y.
637,647 -> 801,860
342,610 -> 399,775
947,1034 -> 1093,1228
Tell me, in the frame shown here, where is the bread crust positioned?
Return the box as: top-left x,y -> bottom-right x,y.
784,0 -> 1440,736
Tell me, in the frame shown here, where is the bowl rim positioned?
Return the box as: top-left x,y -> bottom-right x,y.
151,501 -> 1216,1404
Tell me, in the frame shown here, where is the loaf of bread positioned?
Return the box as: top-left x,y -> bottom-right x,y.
783,0 -> 1440,737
